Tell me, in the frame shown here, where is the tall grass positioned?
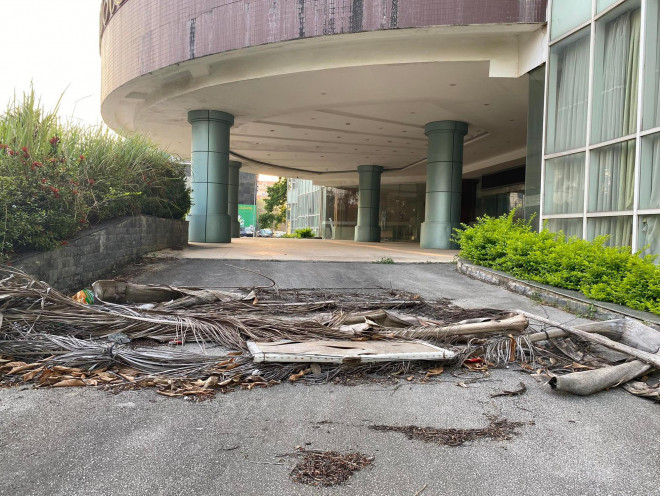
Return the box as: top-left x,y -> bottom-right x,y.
0,88 -> 190,260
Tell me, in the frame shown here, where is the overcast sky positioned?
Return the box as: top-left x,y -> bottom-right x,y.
0,0 -> 102,126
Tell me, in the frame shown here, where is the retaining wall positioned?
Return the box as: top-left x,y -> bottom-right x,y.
12,216 -> 188,292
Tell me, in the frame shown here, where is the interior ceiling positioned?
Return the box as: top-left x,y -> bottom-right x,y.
133,61 -> 529,187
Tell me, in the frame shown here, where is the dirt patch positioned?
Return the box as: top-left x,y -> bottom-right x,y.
289,448 -> 374,487
369,416 -> 532,447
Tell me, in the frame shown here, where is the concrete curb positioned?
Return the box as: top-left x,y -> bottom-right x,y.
455,258 -> 660,327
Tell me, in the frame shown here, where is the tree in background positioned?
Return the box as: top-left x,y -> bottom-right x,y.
257,177 -> 286,229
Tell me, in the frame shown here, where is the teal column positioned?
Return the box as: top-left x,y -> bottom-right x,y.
354,165 -> 383,242
187,110 -> 234,243
228,161 -> 242,238
420,121 -> 468,249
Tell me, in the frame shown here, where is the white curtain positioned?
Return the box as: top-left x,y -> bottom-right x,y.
592,141 -> 636,211
590,217 -> 633,247
598,9 -> 640,141
591,8 -> 640,238
638,216 -> 659,257
551,35 -> 590,152
544,154 -> 584,214
546,218 -> 583,239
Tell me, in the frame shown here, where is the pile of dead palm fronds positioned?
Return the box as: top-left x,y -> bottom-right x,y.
1,265 -> 659,401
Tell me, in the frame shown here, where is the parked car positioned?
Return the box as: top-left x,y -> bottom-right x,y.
274,231 -> 286,238
240,226 -> 254,237
257,228 -> 273,237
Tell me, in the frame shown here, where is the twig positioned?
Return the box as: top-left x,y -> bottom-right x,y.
414,484 -> 428,496
224,263 -> 276,289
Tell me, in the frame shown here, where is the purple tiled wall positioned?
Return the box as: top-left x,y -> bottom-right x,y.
101,0 -> 547,100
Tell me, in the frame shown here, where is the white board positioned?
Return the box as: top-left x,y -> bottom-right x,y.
247,339 -> 456,364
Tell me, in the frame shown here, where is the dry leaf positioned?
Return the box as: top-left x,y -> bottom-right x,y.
406,376 -> 414,381
22,367 -> 44,381
457,381 -> 469,388
7,362 -> 41,375
289,369 -> 310,382
425,367 -> 444,378
51,379 -> 86,387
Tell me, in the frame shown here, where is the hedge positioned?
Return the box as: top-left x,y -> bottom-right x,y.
452,211 -> 660,315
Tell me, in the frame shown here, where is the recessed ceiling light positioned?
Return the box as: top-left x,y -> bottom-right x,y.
402,130 -> 407,133
270,129 -> 275,132
509,119 -> 515,122
354,148 -> 358,150
450,83 -> 456,87
484,104 -> 490,106
321,92 -> 327,95
320,155 -> 325,157
345,123 -> 351,125
387,140 -> 392,143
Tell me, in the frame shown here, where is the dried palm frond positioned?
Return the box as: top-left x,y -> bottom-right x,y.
0,331 -> 243,375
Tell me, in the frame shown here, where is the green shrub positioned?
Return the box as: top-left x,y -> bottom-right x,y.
452,211 -> 660,315
0,89 -> 190,260
294,228 -> 314,238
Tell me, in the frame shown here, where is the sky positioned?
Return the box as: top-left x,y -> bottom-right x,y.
0,0 -> 277,181
0,0 -> 102,126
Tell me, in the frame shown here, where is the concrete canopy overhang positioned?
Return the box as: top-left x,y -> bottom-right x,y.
101,24 -> 547,186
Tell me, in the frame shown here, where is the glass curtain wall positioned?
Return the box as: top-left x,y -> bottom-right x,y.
543,0 -> 659,257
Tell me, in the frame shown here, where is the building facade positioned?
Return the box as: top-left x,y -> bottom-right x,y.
99,0 -> 659,256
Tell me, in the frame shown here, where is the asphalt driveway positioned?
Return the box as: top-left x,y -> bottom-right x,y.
1,260 -> 658,496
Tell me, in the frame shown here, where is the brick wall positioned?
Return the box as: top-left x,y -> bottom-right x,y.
12,216 -> 188,292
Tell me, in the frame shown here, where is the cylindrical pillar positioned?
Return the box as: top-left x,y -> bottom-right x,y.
187,110 -> 234,243
420,120 -> 468,249
228,161 -> 242,238
354,165 -> 383,242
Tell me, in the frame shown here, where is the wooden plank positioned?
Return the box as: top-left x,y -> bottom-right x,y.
247,340 -> 456,364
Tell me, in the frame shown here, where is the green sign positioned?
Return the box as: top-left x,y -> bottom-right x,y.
238,204 -> 256,229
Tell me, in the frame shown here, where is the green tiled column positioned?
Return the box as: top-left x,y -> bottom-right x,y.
228,160 -> 242,238
187,110 -> 234,243
354,165 -> 383,242
420,121 -> 468,249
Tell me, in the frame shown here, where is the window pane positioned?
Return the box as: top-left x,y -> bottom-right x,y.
546,31 -> 590,153
587,216 -> 633,247
642,0 -> 660,129
592,7 -> 641,143
638,215 -> 660,258
551,0 -> 592,40
544,153 -> 585,214
598,0 -> 620,13
640,133 -> 660,209
545,218 -> 583,240
589,140 -> 635,212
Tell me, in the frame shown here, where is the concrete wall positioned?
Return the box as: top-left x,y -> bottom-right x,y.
12,216 -> 188,292
100,0 -> 547,101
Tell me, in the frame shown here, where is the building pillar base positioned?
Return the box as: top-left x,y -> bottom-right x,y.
355,225 -> 381,242
420,221 -> 453,249
354,165 -> 383,243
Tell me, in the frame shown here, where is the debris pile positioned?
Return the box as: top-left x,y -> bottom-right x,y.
288,448 -> 374,487
369,415 -> 532,447
1,266 -> 659,401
